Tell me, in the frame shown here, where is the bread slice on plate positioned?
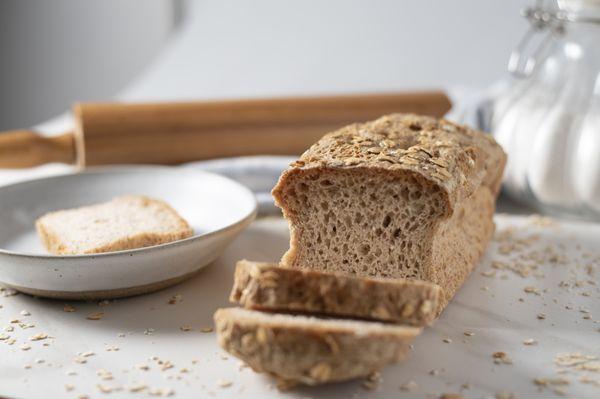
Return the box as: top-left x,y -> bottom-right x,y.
272,113 -> 506,308
36,195 -> 193,255
230,260 -> 441,326
214,307 -> 421,386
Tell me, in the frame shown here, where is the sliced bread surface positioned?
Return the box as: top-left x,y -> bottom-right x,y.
36,195 -> 193,255
214,307 -> 420,385
231,260 -> 441,326
272,113 -> 506,308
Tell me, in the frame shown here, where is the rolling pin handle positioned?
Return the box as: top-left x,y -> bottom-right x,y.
0,130 -> 75,168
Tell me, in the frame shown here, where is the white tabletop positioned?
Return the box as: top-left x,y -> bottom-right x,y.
1,210 -> 599,399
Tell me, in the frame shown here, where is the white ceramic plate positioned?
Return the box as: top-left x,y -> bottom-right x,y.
0,166 -> 257,299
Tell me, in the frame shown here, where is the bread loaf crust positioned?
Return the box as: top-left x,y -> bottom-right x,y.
231,260 -> 441,326
214,307 -> 420,385
272,113 -> 506,308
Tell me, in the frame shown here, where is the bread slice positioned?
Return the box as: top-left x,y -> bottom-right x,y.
272,113 -> 506,308
36,195 -> 193,255
214,307 -> 420,385
231,260 -> 441,326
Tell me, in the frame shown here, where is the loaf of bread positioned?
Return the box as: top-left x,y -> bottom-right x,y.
36,195 -> 193,255
214,307 -> 420,386
231,260 -> 441,326
272,114 -> 506,308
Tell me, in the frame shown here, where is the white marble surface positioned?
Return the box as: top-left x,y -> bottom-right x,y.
0,213 -> 599,399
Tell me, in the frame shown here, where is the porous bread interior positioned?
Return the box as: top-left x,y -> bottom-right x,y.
278,167 -> 447,279
216,308 -> 420,335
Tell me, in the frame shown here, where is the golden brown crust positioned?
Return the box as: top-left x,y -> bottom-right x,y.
231,260 -> 441,326
273,113 -> 506,215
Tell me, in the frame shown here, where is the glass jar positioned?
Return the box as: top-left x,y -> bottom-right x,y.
489,0 -> 600,220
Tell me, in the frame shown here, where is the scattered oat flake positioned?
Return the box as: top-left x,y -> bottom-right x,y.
493,351 -> 513,365
200,327 -> 213,333
105,345 -> 119,352
167,294 -> 182,305
147,387 -> 174,396
443,338 -> 452,343
464,331 -> 475,336
98,299 -> 111,307
97,384 -> 113,393
0,333 -> 9,340
74,357 -> 87,364
495,391 -> 515,399
80,351 -> 95,357
524,286 -> 541,295
579,376 -> 600,387
399,380 -> 418,392
1,288 -> 18,297
65,384 -> 75,392
523,338 -> 538,346
216,379 -> 233,388
554,352 -> 597,367
63,304 -> 76,313
135,363 -> 150,371
86,312 -> 104,320
128,384 -> 147,393
179,325 -> 192,332
20,310 -> 30,316
533,377 -> 570,387
537,313 -> 547,320
20,344 -> 31,351
160,361 -> 174,371
29,333 -> 48,341
361,371 -> 382,391
97,369 -> 113,380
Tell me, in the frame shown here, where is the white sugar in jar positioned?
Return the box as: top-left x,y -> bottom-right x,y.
490,0 -> 600,219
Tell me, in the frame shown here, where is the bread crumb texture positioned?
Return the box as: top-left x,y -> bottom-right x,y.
36,195 -> 193,255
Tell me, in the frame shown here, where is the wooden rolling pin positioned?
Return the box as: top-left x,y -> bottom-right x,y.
0,92 -> 451,168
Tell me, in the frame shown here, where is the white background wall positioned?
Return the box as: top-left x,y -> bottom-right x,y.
0,0 -> 529,130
